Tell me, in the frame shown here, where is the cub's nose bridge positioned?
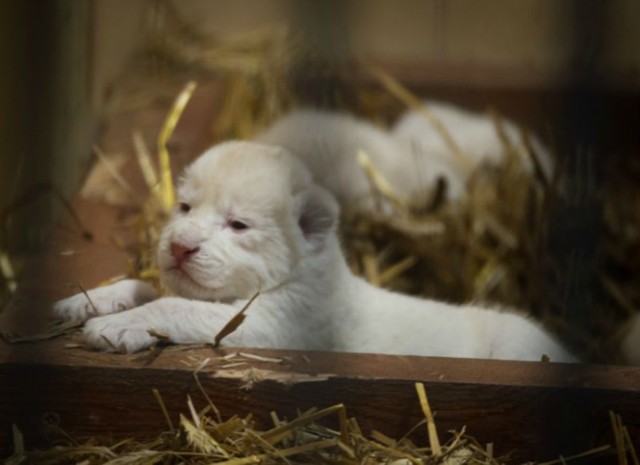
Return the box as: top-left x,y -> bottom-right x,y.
171,220 -> 208,247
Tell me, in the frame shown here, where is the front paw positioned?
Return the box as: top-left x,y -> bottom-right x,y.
53,280 -> 158,322
83,312 -> 158,353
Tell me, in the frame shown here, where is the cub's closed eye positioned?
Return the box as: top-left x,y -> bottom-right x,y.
179,202 -> 191,213
228,220 -> 249,231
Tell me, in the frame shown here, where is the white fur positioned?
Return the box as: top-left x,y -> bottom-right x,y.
255,106 -> 551,207
53,279 -> 157,321
392,101 -> 553,199
255,109 -> 420,207
53,141 -> 577,363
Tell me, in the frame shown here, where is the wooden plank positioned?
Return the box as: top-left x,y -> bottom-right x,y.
2,339 -> 640,462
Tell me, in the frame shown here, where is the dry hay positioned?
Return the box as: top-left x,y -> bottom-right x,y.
5,383 -> 634,465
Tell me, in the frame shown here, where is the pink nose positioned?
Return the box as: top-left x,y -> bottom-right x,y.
170,242 -> 200,263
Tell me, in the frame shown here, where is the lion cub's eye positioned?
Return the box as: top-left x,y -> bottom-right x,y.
228,220 -> 249,231
178,202 -> 191,213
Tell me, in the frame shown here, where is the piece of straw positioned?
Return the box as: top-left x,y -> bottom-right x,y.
93,145 -> 136,198
213,291 -> 260,347
368,66 -> 473,175
216,438 -> 338,465
610,411 -> 628,465
157,81 -> 197,212
415,382 -> 441,456
0,251 -> 17,293
12,424 -> 24,456
152,388 -> 175,431
357,149 -> 407,213
623,425 -> 639,465
261,404 -> 346,445
132,131 -> 161,203
378,256 -> 418,287
537,445 -> 612,465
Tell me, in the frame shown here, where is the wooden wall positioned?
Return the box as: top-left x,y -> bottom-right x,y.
0,1 -> 93,254
91,0 -> 640,103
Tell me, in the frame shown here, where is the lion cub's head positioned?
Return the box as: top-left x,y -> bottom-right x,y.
158,141 -> 339,301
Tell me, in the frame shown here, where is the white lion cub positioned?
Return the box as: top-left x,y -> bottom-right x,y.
54,141 -> 577,362
256,106 -> 552,207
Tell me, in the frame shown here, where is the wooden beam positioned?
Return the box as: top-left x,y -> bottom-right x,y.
2,340 -> 639,462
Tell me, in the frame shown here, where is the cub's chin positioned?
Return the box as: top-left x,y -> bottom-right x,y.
160,267 -> 257,303
160,268 -> 220,301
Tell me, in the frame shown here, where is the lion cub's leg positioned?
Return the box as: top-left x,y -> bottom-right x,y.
53,279 -> 158,322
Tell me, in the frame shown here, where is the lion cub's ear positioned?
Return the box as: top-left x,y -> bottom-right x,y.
296,185 -> 340,253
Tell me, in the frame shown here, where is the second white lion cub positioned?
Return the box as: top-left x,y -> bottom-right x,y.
54,141 -> 577,362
